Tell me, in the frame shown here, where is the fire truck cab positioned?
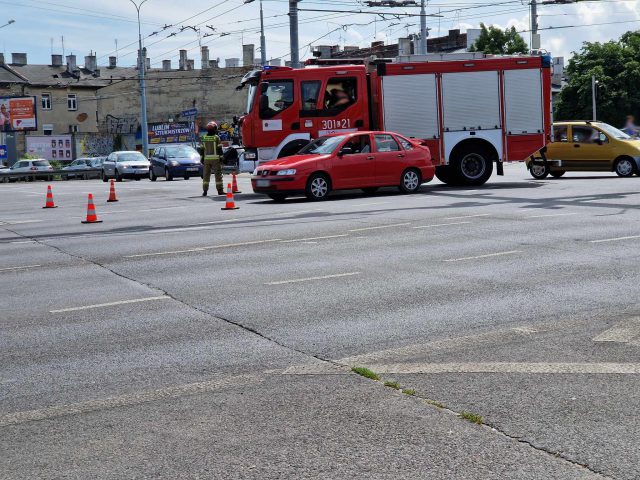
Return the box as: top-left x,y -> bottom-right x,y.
238,55 -> 552,187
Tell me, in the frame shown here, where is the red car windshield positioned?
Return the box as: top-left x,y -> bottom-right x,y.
299,135 -> 347,155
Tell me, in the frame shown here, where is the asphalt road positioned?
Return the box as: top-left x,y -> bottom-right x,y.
2,165 -> 639,479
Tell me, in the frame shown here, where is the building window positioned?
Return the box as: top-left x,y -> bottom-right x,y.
69,125 -> 79,133
67,94 -> 77,111
41,93 -> 52,110
43,124 -> 53,135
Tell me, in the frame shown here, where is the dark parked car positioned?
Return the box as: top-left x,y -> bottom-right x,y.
150,145 -> 203,181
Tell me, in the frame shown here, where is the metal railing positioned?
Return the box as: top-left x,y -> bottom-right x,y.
0,169 -> 103,182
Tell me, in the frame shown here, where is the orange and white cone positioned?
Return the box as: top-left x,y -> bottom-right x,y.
107,179 -> 118,202
81,193 -> 103,223
42,185 -> 57,209
231,171 -> 242,194
221,183 -> 239,210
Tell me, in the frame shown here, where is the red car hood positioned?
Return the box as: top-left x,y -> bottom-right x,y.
261,154 -> 331,167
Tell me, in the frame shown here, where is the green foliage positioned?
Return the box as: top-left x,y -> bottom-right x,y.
402,389 -> 416,396
384,381 -> 401,390
460,411 -> 483,424
556,30 -> 640,126
21,153 -> 40,160
48,160 -> 63,170
469,23 -> 528,55
351,366 -> 380,381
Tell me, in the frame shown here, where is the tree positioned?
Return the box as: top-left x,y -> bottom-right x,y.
555,30 -> 640,127
469,23 -> 528,55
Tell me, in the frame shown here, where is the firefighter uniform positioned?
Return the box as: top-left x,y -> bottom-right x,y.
202,134 -> 223,195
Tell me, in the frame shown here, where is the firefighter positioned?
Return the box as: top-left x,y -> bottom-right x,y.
202,121 -> 224,196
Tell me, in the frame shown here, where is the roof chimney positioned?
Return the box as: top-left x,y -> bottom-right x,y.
108,56 -> 117,69
51,54 -> 63,67
0,53 -> 5,66
187,59 -> 194,71
11,53 -> 27,66
162,60 -> 171,71
242,44 -> 255,67
209,59 -> 219,68
201,46 -> 210,70
84,54 -> 97,72
179,49 -> 188,70
66,54 -> 77,73
398,38 -> 411,56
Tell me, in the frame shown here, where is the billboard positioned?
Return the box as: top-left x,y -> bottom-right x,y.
0,96 -> 37,132
147,122 -> 191,145
26,135 -> 74,161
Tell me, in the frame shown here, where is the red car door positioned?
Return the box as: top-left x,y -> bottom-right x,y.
330,134 -> 375,189
372,133 -> 406,185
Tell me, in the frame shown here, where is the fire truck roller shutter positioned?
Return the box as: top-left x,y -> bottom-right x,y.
382,74 -> 439,139
441,71 -> 501,132
503,69 -> 544,135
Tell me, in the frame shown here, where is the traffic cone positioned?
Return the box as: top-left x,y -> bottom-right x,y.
107,179 -> 118,202
42,185 -> 57,209
221,183 -> 239,210
231,171 -> 242,194
81,193 -> 103,224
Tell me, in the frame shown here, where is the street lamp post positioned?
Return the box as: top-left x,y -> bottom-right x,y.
244,0 -> 267,66
0,19 -> 15,29
130,0 -> 149,158
592,75 -> 598,121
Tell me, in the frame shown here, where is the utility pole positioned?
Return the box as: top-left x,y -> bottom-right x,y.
592,75 -> 597,121
244,0 -> 267,66
289,0 -> 300,68
530,0 -> 540,51
419,0 -> 427,55
130,0 -> 149,158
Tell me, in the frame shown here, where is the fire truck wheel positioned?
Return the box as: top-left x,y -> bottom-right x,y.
549,170 -> 566,179
399,168 -> 421,194
451,147 -> 494,186
529,162 -> 550,180
306,173 -> 331,201
268,194 -> 288,202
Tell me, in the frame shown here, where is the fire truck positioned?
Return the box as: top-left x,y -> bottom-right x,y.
237,55 -> 552,186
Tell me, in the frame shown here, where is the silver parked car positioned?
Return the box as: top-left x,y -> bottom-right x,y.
102,151 -> 150,182
3,159 -> 54,182
62,158 -> 101,179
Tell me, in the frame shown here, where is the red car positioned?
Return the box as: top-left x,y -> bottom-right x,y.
251,131 -> 434,201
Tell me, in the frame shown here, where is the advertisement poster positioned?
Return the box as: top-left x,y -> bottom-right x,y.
0,96 -> 37,132
26,135 -> 74,161
147,122 -> 191,145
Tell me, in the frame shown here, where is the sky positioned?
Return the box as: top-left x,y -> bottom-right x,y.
1,0 -> 639,69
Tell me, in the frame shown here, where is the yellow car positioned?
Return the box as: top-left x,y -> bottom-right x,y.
527,121 -> 640,179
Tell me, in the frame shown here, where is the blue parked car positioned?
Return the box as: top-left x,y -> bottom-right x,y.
149,145 -> 203,181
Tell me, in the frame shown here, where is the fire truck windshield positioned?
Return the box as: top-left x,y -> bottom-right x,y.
299,135 -> 347,155
246,85 -> 257,113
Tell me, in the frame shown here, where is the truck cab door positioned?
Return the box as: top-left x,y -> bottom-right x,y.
312,75 -> 368,138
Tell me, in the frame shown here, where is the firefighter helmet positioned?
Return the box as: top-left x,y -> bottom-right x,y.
206,121 -> 218,130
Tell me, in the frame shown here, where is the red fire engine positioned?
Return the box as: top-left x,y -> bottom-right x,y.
238,55 -> 552,186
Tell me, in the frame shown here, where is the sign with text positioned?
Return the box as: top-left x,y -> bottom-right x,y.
26,135 -> 73,161
0,145 -> 7,160
148,122 -> 191,145
0,96 -> 37,132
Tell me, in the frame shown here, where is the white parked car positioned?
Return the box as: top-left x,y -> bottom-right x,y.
102,151 -> 150,182
3,159 -> 54,182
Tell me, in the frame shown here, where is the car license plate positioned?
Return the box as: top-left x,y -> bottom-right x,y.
256,179 -> 270,187
187,167 -> 198,172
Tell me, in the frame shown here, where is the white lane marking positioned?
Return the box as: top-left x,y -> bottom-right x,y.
265,272 -> 361,286
0,264 -> 41,272
124,239 -> 282,258
50,295 -> 170,313
0,374 -> 262,427
280,234 -> 348,243
444,250 -> 521,262
349,223 -> 411,232
526,213 -> 577,219
593,318 -> 640,344
351,202 -> 390,207
367,362 -> 640,375
413,221 -> 472,229
10,240 -> 37,244
0,219 -> 43,225
590,235 -> 640,244
444,214 -> 490,220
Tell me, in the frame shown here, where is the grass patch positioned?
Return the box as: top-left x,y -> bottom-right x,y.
402,389 -> 416,396
460,411 -> 483,424
384,381 -> 401,390
351,366 -> 380,381
425,399 -> 446,409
